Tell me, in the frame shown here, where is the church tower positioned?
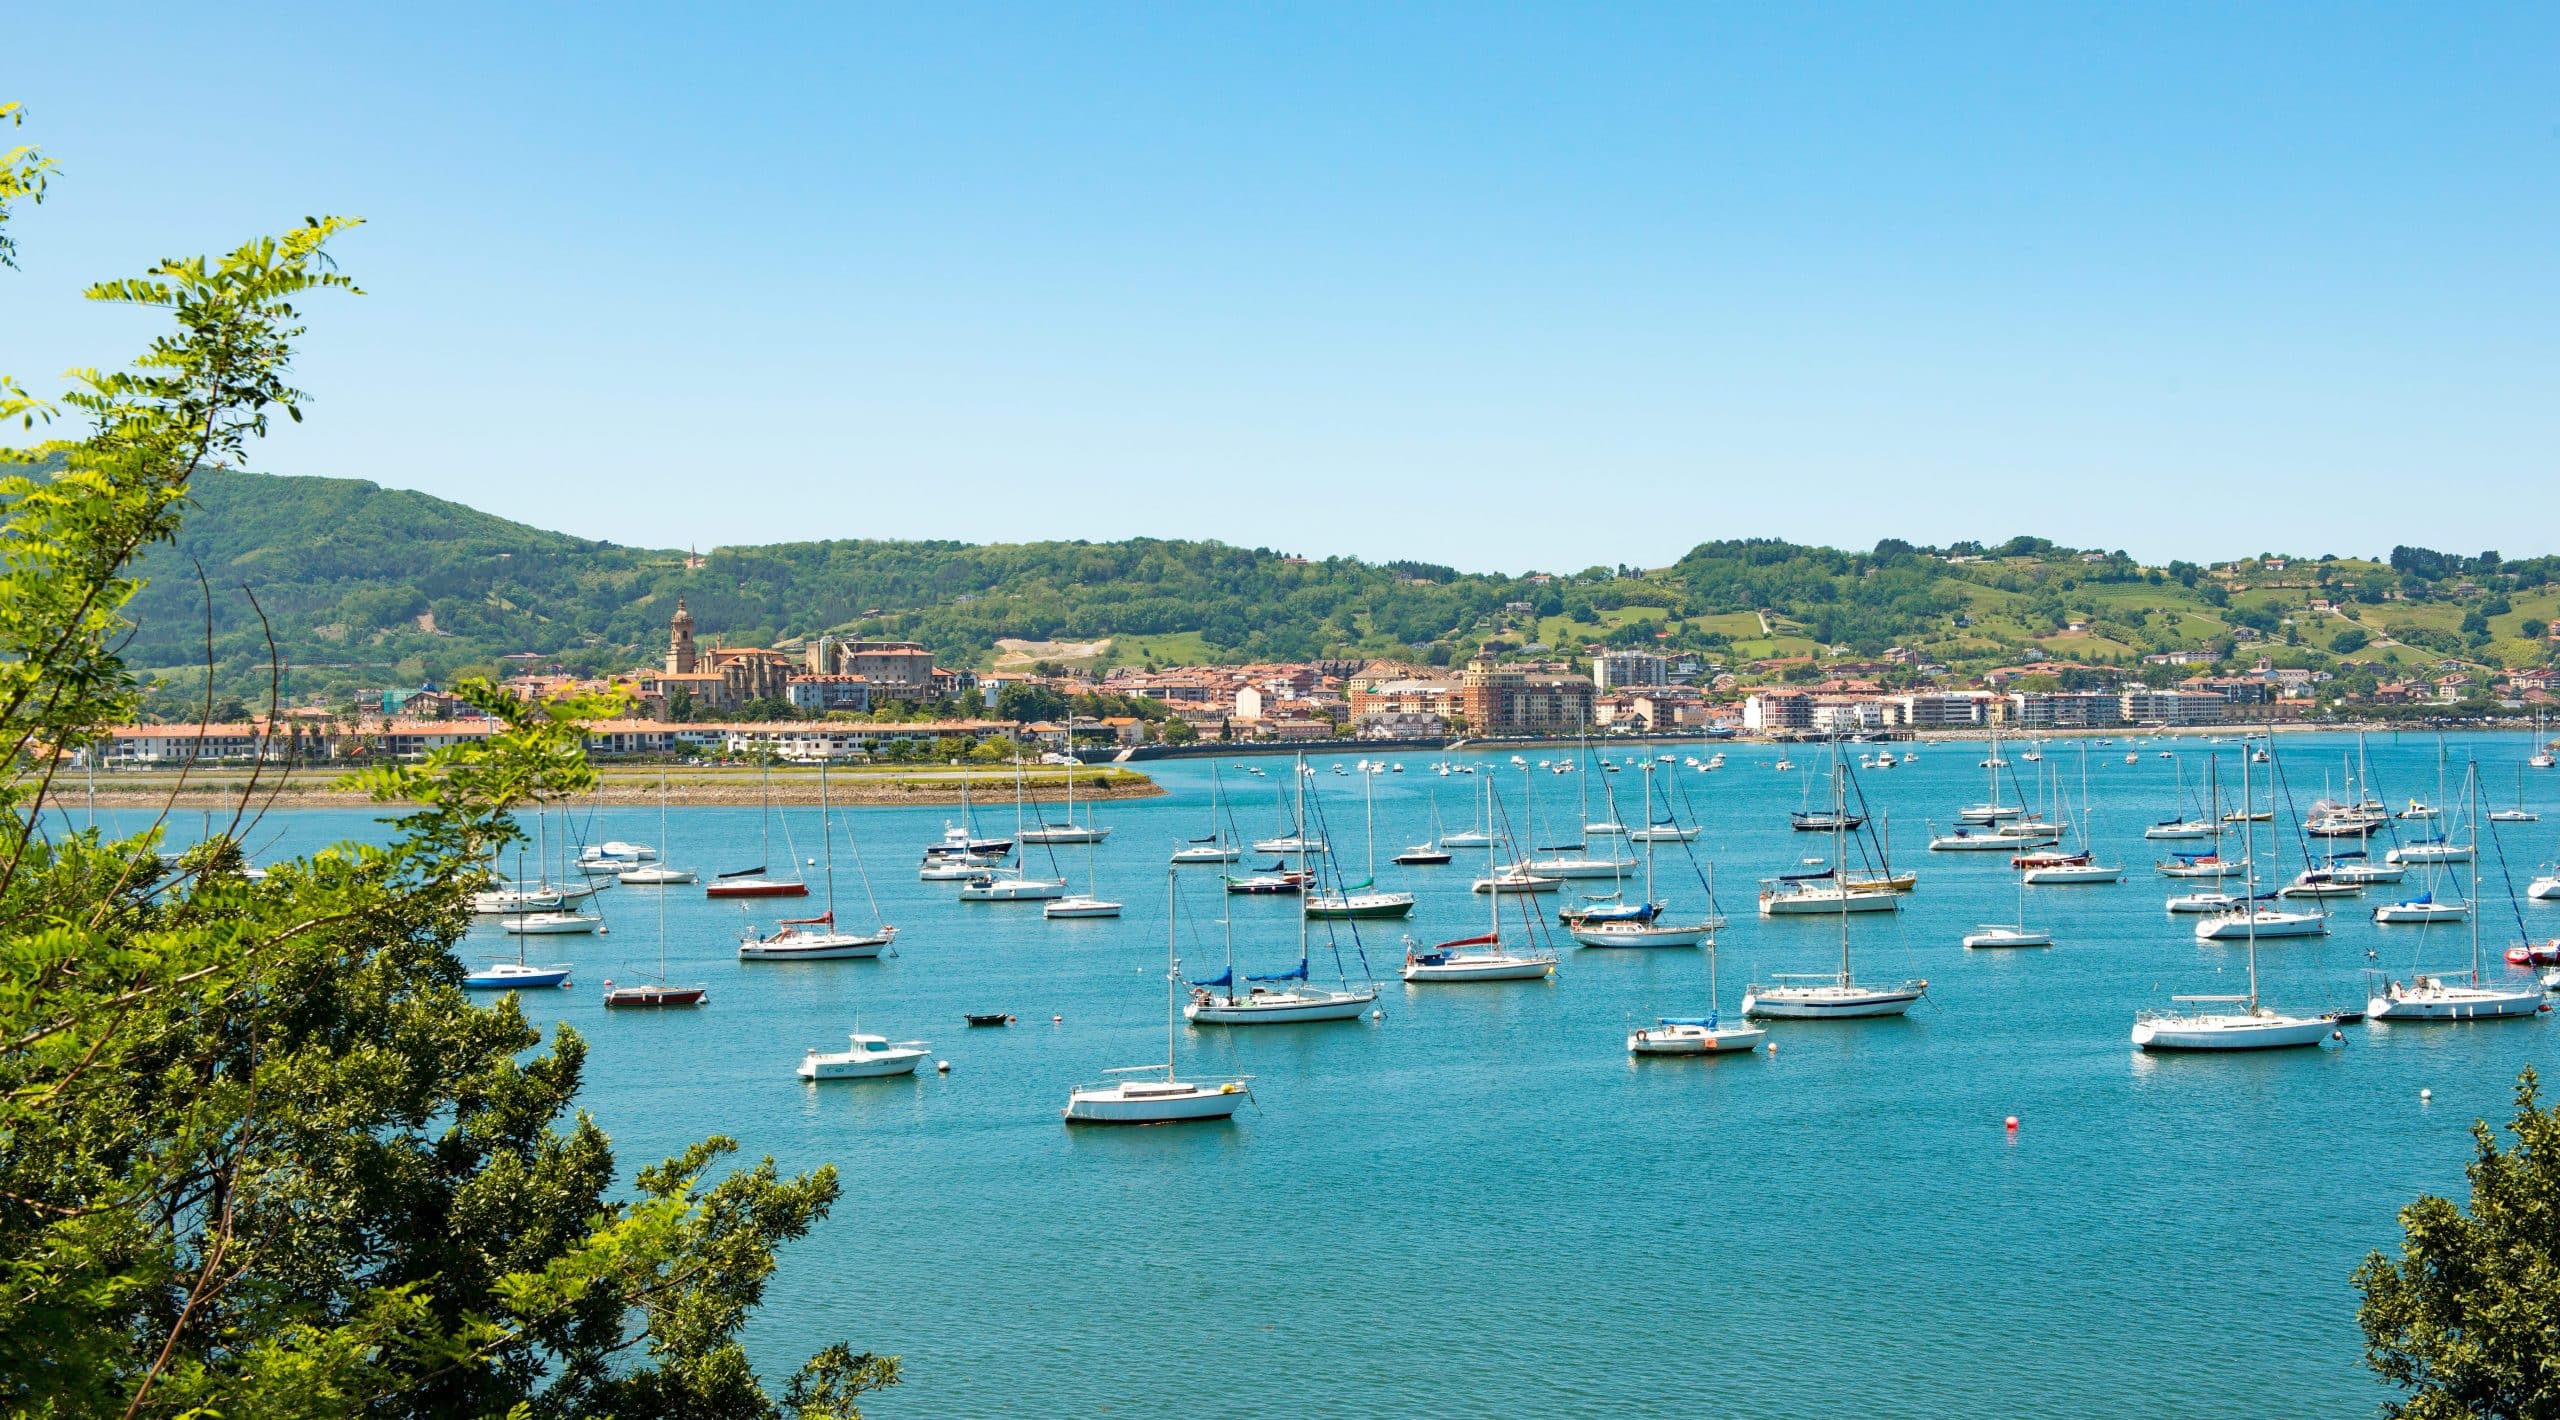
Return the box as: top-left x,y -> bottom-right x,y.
667,598 -> 697,675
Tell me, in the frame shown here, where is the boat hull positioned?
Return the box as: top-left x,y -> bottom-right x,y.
1303,893 -> 1416,920
706,880 -> 808,899
739,931 -> 893,960
462,964 -> 572,990
1063,1081 -> 1248,1123
1628,1023 -> 1766,1055
1185,990 -> 1377,1024
2132,1014 -> 2331,1050
1741,985 -> 1924,1019
2368,985 -> 2545,1021
2194,912 -> 2329,941
1758,892 -> 1900,916
1570,923 -> 1710,948
1962,928 -> 2053,949
1400,955 -> 1555,982
602,985 -> 707,1007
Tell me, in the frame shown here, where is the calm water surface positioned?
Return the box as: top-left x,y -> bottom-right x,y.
149,730 -> 2560,1417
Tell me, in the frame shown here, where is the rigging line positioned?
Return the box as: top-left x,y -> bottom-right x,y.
2480,759 -> 2535,946
1296,768 -> 1375,983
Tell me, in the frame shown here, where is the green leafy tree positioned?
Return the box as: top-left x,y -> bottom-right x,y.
0,109 -> 891,1418
2357,1069 -> 2560,1419
2333,627 -> 2371,656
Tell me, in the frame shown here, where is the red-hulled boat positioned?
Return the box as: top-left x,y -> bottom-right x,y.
705,865 -> 808,899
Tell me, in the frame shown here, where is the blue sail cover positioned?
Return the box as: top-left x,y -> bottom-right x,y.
1658,1014 -> 1720,1028
1247,959 -> 1310,983
2171,851 -> 2217,861
1778,867 -> 1836,882
1190,968 -> 1232,987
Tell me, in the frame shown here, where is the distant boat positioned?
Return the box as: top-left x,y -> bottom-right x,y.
798,1031 -> 931,1080
705,761 -> 807,899
2369,763 -> 2543,1023
1627,932 -> 1764,1056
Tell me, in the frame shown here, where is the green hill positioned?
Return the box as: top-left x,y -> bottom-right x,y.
49,465 -> 2558,714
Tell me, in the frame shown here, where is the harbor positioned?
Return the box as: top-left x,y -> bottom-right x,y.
134,728 -> 2560,1416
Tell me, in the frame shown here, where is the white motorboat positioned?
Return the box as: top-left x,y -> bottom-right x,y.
2144,820 -> 2215,840
2277,871 -> 2364,900
1044,895 -> 1124,919
798,1031 -> 930,1080
2373,896 -> 2467,925
2532,875 -> 2560,901
2165,891 -> 2242,914
1170,843 -> 1244,864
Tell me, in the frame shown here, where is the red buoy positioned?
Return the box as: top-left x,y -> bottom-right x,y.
2004,1115 -> 2020,1132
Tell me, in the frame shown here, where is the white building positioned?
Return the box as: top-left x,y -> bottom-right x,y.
1592,650 -> 1670,692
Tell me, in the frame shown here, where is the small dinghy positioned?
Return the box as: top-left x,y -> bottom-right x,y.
966,1013 -> 1016,1028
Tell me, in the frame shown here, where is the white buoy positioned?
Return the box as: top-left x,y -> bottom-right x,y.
2421,1088 -> 2433,1101
935,1060 -> 950,1074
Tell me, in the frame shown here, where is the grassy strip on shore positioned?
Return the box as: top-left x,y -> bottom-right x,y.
43,763 -> 1165,812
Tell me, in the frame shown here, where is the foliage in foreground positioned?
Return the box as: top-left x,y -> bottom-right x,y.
2356,1067 -> 2560,1420
0,106 -> 891,1416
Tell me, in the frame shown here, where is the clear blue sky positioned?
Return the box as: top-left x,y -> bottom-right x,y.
4,4 -> 2554,573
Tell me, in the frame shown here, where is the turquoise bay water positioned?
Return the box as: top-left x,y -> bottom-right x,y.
157,732 -> 2560,1416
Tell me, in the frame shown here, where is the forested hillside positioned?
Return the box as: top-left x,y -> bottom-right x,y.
20,460 -> 2551,714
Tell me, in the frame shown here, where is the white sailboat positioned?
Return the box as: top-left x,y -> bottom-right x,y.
1019,720 -> 1112,844
1304,760 -> 1415,920
1171,765 -> 1245,864
1964,859 -> 2052,949
1045,833 -> 1123,919
1761,757 -> 1901,916
1067,871 -> 1253,1123
958,753 -> 1071,900
1573,764 -> 1714,948
1744,792 -> 1927,1020
1187,772 -> 1379,1025
2132,910 -> 2333,1052
1404,799 -> 1560,982
2369,765 -> 2544,1022
1627,933 -> 1764,1055
741,761 -> 897,959
2195,744 -> 2327,942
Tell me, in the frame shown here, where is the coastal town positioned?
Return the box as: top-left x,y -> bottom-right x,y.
87,595 -> 2560,769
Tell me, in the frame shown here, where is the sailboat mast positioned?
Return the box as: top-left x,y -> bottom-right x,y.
1166,869 -> 1179,1077
820,757 -> 837,919
1835,752 -> 1851,983
1487,776 -> 1500,938
2469,762 -> 2484,984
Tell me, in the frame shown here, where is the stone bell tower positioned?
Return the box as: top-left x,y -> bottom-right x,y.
666,598 -> 697,675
